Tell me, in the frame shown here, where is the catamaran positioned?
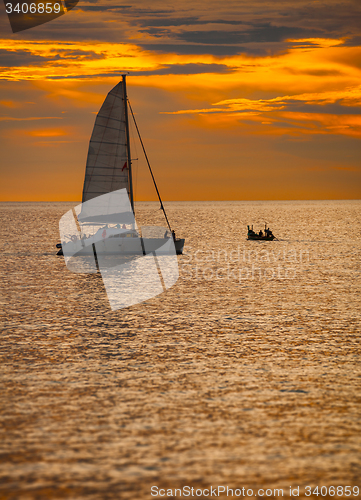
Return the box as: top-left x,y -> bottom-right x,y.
56,75 -> 185,257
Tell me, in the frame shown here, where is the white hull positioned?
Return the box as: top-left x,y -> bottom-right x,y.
59,237 -> 185,257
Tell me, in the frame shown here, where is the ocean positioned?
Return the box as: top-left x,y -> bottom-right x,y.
1,200 -> 360,500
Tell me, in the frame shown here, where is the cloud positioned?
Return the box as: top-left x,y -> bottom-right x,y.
138,43 -> 247,56
214,87 -> 361,111
0,100 -> 21,108
77,4 -> 133,11
0,47 -> 104,69
156,25 -> 321,46
2,0 -> 360,55
0,116 -> 63,121
0,49 -> 47,67
289,0 -> 361,34
135,22 -> 327,57
162,86 -> 361,137
26,127 -> 68,137
130,63 -> 235,76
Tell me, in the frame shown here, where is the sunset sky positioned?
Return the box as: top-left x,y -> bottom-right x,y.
0,0 -> 361,201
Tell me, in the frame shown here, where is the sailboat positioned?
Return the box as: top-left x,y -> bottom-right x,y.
56,75 -> 185,257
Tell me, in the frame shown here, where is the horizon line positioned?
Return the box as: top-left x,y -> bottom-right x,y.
1,198 -> 360,203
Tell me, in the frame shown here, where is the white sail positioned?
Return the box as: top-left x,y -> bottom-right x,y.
82,80 -> 131,205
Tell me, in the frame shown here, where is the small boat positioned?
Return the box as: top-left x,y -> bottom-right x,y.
247,224 -> 276,241
56,75 -> 185,257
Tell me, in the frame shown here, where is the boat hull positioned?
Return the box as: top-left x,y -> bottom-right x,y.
174,238 -> 185,255
57,237 -> 185,256
247,235 -> 275,241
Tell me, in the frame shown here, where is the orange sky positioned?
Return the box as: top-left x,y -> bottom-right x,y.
0,0 -> 360,200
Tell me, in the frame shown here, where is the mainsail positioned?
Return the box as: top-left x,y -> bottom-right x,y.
81,78 -> 133,210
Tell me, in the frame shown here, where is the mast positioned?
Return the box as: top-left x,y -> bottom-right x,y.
122,74 -> 134,213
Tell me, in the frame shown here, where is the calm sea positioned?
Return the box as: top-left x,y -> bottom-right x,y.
1,200 -> 360,500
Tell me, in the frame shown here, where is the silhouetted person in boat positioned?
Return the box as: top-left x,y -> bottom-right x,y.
247,225 -> 255,237
259,230 -> 263,237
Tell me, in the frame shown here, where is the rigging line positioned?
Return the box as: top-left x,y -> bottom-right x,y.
123,76 -> 134,214
128,99 -> 172,233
